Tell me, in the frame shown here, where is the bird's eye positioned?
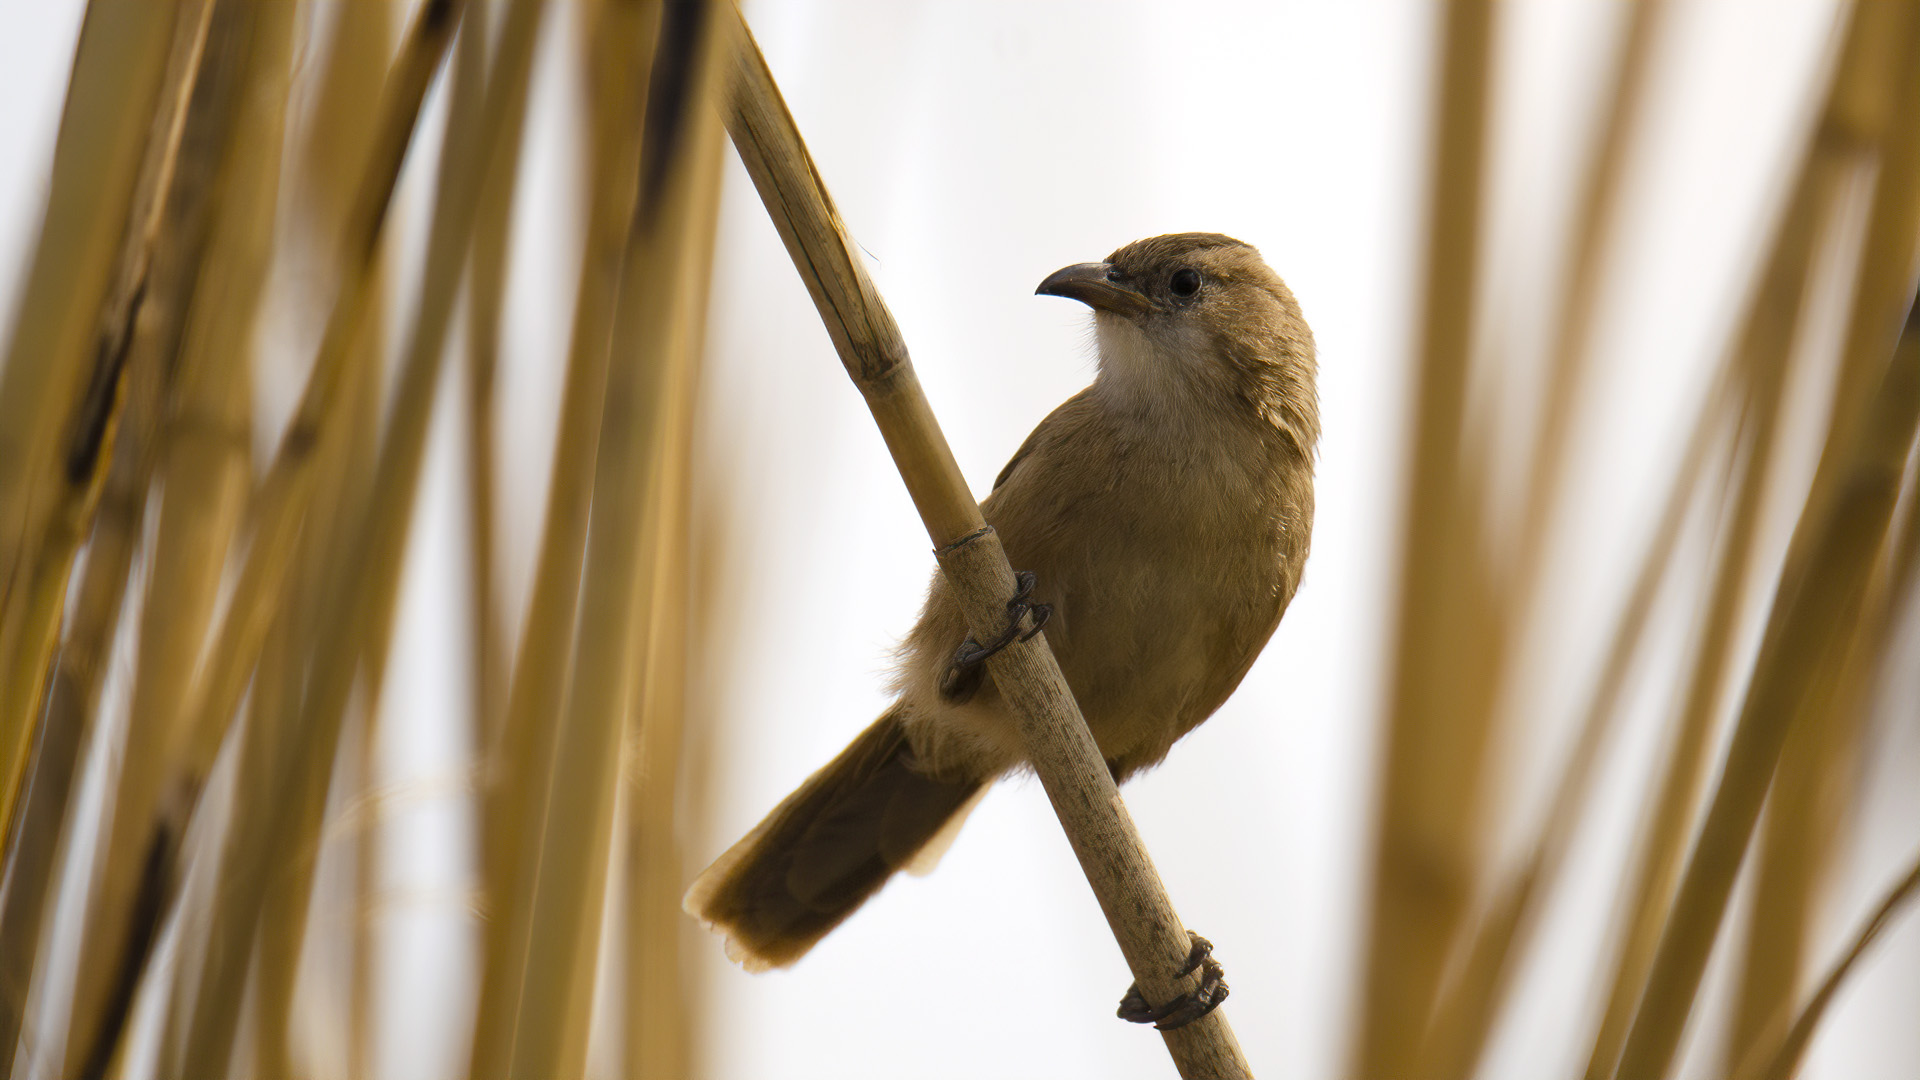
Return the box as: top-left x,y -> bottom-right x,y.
1170,268 -> 1202,297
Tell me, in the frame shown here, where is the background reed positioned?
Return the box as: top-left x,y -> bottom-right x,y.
0,2 -> 1914,1079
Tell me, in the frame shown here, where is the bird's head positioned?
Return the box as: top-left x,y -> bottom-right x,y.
1036,232 -> 1317,448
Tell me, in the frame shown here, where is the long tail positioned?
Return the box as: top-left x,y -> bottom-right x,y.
683,706 -> 984,970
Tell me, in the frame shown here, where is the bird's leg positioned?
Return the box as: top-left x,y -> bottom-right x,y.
938,570 -> 1051,700
1116,932 -> 1229,1031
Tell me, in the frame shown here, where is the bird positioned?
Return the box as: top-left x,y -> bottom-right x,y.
684,232 -> 1318,983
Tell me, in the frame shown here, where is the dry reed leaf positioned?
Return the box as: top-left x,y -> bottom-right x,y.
487,7 -> 721,1076
1613,88 -> 1920,1080
0,0 -> 175,622
174,2 -> 548,1074
1732,848 -> 1920,1080
161,0 -> 460,839
1729,385 -> 1920,1055
0,394 -> 159,1077
1580,126 -> 1845,1080
1724,308 -> 1920,1080
1506,0 -> 1666,606
1422,371 -> 1739,1080
101,3 -> 466,1074
0,0 -> 211,870
468,3 -> 657,1073
1579,10 -> 1909,1077
1415,9 -> 1673,1073
464,0 -> 531,771
1726,554 -> 1891,1056
76,6 -> 280,1056
623,52 -> 726,1078
287,6 -> 400,1071
1351,2 -> 1499,1076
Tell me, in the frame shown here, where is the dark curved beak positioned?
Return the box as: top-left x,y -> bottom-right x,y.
1035,262 -> 1154,317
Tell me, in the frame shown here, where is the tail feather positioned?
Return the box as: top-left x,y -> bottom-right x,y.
683,706 -> 982,970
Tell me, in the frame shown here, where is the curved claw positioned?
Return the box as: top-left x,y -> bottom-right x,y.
939,570 -> 1052,703
1116,931 -> 1230,1031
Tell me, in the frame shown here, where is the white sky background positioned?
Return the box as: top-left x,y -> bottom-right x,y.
1,2 -> 1917,1080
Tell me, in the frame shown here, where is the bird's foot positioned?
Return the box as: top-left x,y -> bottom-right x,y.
1116,932 -> 1228,1031
940,571 -> 1051,686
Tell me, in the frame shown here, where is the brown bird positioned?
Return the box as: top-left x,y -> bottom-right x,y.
685,232 -> 1318,979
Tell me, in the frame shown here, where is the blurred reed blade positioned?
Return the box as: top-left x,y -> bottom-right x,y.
0,0 -> 175,614
484,7 -> 720,1078
622,60 -> 725,1079
285,7 -> 399,1072
0,674 -> 87,1065
1729,371 -> 1920,1056
43,3 -> 470,1074
1725,499 -> 1906,1055
1612,135 -> 1920,1077
1412,10 -> 1674,1071
464,0 -> 533,775
0,375 -> 161,1077
0,0 -> 214,867
36,6 -> 284,1068
171,1 -> 550,1073
1730,849 -> 1920,1080
468,3 -> 658,1072
1506,0 -> 1665,606
158,0 -> 462,822
1351,3 -> 1499,1076
1581,9 -> 1911,1076
247,7 -> 536,1071
249,10 -> 509,1068
1716,19 -> 1920,1041
1420,365 -> 1737,1080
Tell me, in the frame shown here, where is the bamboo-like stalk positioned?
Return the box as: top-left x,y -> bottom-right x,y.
486,8 -> 718,1077
1612,135 -> 1920,1080
137,14 -> 460,947
255,10 -> 526,1071
1732,848 -> 1920,1080
42,4 -> 273,1074
1726,594 -> 1879,1055
1351,3 -> 1498,1076
1731,462 -> 1920,1071
720,10 -> 1250,1077
78,1 -> 279,1047
80,5 -> 466,1074
0,0 -> 174,623
464,0 -> 530,772
286,7 -> 398,1072
623,71 -> 725,1078
1415,11 -> 1676,1071
1732,376 -> 1920,1055
1421,370 -> 1738,1080
7,4 -> 1918,1077
1580,15 -> 1907,1079
1506,0 -> 1665,607
0,380 -> 160,1078
0,679 -> 85,1067
467,4 -> 657,1073
1722,20 -> 1920,1044
176,3 -> 546,1074
0,0 -> 214,865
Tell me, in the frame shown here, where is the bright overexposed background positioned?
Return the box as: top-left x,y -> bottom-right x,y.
2,3 -> 1914,1079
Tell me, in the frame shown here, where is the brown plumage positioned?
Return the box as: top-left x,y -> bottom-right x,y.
685,233 -> 1318,970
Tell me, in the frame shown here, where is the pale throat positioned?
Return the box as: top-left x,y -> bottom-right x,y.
1090,314 -> 1232,426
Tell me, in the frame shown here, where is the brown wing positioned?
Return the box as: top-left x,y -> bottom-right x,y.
941,390 -> 1096,705
992,387 -> 1094,491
